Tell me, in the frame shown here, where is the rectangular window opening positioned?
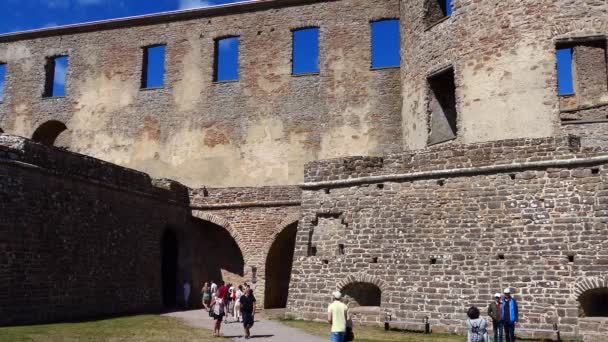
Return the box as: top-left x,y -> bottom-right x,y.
427,67 -> 457,146
292,27 -> 319,75
556,47 -> 574,95
214,36 -> 240,82
43,56 -> 68,97
371,19 -> 400,69
142,45 -> 166,89
0,63 -> 6,102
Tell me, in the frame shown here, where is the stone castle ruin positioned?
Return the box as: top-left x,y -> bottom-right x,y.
1,0 -> 608,340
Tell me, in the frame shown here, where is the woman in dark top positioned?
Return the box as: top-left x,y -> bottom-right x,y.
239,289 -> 257,339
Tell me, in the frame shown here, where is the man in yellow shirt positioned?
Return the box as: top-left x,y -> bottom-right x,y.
327,291 -> 348,342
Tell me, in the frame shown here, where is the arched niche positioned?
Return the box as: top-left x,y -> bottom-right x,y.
341,282 -> 382,307
31,120 -> 68,147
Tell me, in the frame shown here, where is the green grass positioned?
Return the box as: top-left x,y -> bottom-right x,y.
0,315 -> 216,342
277,319 -> 466,342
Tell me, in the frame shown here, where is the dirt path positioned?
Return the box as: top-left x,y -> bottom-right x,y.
164,309 -> 327,342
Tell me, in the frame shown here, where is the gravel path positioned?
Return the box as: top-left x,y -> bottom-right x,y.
164,309 -> 327,342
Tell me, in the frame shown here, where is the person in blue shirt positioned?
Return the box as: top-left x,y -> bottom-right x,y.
501,288 -> 518,342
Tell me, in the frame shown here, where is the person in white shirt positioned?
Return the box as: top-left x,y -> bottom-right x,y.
234,285 -> 244,322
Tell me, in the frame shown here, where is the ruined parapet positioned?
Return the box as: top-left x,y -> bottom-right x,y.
0,134 -> 189,205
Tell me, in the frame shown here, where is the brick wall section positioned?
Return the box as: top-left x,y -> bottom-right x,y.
0,135 -> 198,325
304,136 -> 605,183
288,136 -> 608,341
0,0 -> 402,188
190,186 -> 301,307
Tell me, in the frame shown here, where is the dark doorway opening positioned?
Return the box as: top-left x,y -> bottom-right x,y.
264,222 -> 298,309
161,229 -> 178,309
32,120 -> 68,146
342,282 -> 382,307
579,287 -> 608,317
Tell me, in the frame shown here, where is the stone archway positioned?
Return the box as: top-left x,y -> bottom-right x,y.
31,120 -> 68,147
264,219 -> 299,309
190,212 -> 246,286
575,276 -> 608,317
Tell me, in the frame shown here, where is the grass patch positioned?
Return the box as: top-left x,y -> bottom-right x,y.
277,319 -> 465,342
0,315 -> 215,342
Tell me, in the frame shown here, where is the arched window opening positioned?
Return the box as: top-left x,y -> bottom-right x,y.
0,127 -> 4,133
264,221 -> 298,309
579,287 -> 608,317
31,120 -> 67,146
161,228 -> 179,309
342,282 -> 381,307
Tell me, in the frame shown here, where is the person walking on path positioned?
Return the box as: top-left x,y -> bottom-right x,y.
327,291 -> 348,342
501,288 -> 518,342
234,285 -> 244,322
239,288 -> 257,339
217,281 -> 230,323
210,293 -> 225,337
210,280 -> 218,296
227,284 -> 234,317
466,306 -> 489,342
488,293 -> 503,342
201,282 -> 211,310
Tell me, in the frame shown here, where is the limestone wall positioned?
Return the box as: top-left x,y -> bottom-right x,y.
0,0 -> 402,188
400,0 -> 608,149
288,136 -> 608,340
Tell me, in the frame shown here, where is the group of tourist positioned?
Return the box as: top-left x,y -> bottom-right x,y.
200,280 -> 256,339
327,287 -> 518,342
466,288 -> 519,342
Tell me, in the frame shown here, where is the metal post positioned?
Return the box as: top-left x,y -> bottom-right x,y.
554,323 -> 560,342
425,316 -> 430,334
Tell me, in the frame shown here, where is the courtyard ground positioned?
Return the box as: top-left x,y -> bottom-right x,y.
277,318 -> 465,342
0,310 -> 475,342
0,314 -> 215,342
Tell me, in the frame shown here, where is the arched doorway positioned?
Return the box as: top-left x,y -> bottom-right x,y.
0,128 -> 4,133
579,287 -> 608,317
264,221 -> 298,309
31,120 -> 67,146
190,215 -> 245,288
161,229 -> 178,309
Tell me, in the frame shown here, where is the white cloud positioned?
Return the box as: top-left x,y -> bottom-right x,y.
43,22 -> 58,28
178,0 -> 213,10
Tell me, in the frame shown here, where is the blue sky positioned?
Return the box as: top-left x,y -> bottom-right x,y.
0,0 -> 401,94
0,0 -> 241,34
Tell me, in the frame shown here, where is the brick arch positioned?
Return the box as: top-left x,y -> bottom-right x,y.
190,211 -> 245,254
574,276 -> 608,300
261,213 -> 301,255
337,272 -> 388,294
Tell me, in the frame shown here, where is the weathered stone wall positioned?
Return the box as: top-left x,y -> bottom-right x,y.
288,136 -> 608,340
0,135 -> 200,325
0,0 -> 401,188
400,0 -> 608,149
